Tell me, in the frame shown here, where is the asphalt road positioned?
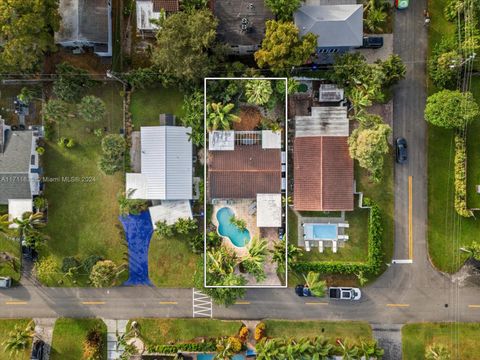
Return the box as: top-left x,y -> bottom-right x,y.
2,1 -> 480,325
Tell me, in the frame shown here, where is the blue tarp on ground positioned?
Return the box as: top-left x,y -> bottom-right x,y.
120,211 -> 153,286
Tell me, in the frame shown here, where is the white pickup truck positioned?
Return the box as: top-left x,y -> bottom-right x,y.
329,287 -> 361,300
0,276 -> 12,289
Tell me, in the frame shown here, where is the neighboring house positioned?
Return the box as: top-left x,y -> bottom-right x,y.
126,126 -> 193,226
212,0 -> 274,55
55,0 -> 112,57
208,130 -> 283,228
136,0 -> 179,32
294,4 -> 363,63
293,106 -> 354,211
0,118 -> 40,222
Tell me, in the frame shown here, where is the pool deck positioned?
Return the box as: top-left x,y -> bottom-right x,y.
296,210 -> 346,248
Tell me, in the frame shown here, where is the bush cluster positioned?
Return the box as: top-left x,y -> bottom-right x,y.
454,135 -> 473,217
292,198 -> 384,276
254,322 -> 266,341
146,341 -> 216,353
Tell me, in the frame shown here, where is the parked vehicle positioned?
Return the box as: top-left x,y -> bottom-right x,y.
396,137 -> 408,164
329,287 -> 362,300
362,36 -> 384,49
395,0 -> 409,9
0,276 -> 12,289
295,284 -> 312,297
31,339 -> 45,360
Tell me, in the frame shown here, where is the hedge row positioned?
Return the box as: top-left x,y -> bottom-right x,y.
291,198 -> 384,276
454,134 -> 473,217
147,341 -> 216,354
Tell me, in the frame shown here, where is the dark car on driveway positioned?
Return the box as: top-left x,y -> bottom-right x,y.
31,339 -> 45,360
396,137 -> 408,164
295,284 -> 312,297
362,36 -> 384,49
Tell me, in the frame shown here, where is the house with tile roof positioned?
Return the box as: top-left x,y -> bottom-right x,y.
293,106 -> 354,211
294,3 -> 363,63
136,0 -> 180,32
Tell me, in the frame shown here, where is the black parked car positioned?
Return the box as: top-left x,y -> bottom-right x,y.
295,284 -> 312,297
31,339 -> 45,360
362,36 -> 384,49
396,137 -> 408,164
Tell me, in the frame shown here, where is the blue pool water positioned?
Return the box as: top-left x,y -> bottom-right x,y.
313,224 -> 337,239
197,355 -> 245,360
216,207 -> 251,247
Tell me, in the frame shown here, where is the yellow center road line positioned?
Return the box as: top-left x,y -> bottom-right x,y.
305,302 -> 329,305
234,301 -> 251,305
4,301 -> 28,305
158,301 -> 178,305
386,303 -> 410,307
81,301 -> 106,305
468,305 -> 480,308
408,176 -> 413,260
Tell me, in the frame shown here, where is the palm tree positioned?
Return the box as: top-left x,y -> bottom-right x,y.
311,336 -> 334,359
0,214 -> 12,237
348,87 -> 373,117
303,272 -> 327,297
356,270 -> 369,287
215,337 -> 236,360
245,80 -> 273,105
365,8 -> 387,33
206,102 -> 240,131
246,237 -> 268,264
255,338 -> 286,360
207,246 -> 237,277
13,212 -> 45,240
336,339 -> 360,360
463,240 -> 480,260
359,340 -> 384,359
425,343 -> 451,360
2,321 -> 34,354
0,252 -> 18,271
284,338 -> 313,360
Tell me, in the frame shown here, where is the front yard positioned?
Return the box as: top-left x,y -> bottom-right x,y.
0,319 -> 32,360
402,323 -> 480,360
40,84 -> 127,286
50,318 -> 107,360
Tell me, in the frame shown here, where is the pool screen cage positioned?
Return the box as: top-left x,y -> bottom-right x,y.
235,131 -> 261,146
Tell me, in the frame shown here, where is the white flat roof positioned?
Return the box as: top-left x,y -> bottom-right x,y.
262,130 -> 282,149
8,199 -> 33,229
295,106 -> 349,137
149,200 -> 193,227
127,126 -> 192,200
136,0 -> 161,30
256,193 -> 282,228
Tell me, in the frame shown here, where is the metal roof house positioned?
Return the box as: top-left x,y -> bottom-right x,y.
0,118 -> 40,220
55,0 -> 112,57
294,4 -> 363,63
136,0 -> 179,32
126,126 -> 193,200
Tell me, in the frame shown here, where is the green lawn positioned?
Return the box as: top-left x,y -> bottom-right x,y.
131,319 -> 242,345
298,211 -> 342,218
264,320 -> 372,346
0,319 -> 32,360
40,84 -> 128,286
402,323 -> 480,360
130,86 -> 185,129
50,318 -> 107,360
148,233 -> 199,287
0,235 -> 21,283
426,0 -> 480,272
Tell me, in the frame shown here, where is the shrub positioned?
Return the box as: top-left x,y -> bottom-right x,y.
254,322 -> 266,341
61,256 -> 80,274
146,342 -> 216,353
35,256 -> 59,284
83,255 -> 104,274
228,336 -> 242,353
83,327 -> 104,360
454,135 -> 473,217
36,146 -> 45,155
238,326 -> 249,342
66,138 -> 75,148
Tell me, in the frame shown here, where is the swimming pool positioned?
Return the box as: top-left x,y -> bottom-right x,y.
303,223 -> 337,240
216,207 -> 251,247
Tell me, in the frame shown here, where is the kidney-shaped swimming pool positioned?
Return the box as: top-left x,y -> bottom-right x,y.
216,207 -> 251,247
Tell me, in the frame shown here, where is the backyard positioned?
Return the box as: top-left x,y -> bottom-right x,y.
426,0 -> 480,272
0,319 -> 32,360
263,320 -> 373,346
50,318 -> 107,360
40,84 -> 128,286
402,322 -> 480,360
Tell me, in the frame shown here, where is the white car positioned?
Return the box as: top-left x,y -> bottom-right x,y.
329,287 -> 361,300
0,276 -> 12,289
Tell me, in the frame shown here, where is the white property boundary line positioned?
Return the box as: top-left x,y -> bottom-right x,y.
203,77 -> 288,289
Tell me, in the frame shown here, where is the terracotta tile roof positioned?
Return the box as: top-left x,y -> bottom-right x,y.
209,145 -> 281,199
293,136 -> 354,211
153,0 -> 179,12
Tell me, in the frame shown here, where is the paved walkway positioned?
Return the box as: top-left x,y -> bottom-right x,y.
105,319 -> 128,360
33,318 -> 56,360
372,324 -> 402,360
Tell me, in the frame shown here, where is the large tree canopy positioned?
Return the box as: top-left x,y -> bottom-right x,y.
254,21 -> 317,74
151,9 -> 218,84
0,0 -> 60,74
265,0 -> 301,21
425,90 -> 479,129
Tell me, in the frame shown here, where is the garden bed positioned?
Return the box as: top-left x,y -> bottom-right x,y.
0,319 -> 32,360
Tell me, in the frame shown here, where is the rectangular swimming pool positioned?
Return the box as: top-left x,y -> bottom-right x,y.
303,223 -> 337,240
